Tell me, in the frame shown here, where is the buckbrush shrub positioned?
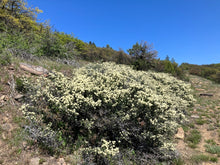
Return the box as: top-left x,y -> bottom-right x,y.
20,62 -> 194,160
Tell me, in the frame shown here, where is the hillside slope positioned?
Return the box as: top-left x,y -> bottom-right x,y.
180,63 -> 220,83
0,60 -> 219,165
176,74 -> 220,164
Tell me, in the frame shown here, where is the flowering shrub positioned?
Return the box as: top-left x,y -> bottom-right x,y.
21,62 -> 194,159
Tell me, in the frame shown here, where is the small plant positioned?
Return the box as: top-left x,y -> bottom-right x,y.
16,148 -> 22,155
173,157 -> 185,165
196,108 -> 204,112
15,77 -> 27,92
0,49 -> 12,66
191,154 -> 218,163
9,128 -> 26,147
205,139 -> 216,145
39,158 -> 46,164
195,118 -> 206,125
186,130 -> 201,148
207,124 -> 215,131
205,144 -> 220,154
188,123 -> 195,128
210,157 -> 218,162
181,125 -> 189,132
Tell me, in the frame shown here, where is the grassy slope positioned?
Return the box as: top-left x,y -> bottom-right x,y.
0,57 -> 220,164
176,74 -> 220,164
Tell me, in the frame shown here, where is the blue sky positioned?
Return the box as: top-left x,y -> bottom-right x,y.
28,0 -> 220,65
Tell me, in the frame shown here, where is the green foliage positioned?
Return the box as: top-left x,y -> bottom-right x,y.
180,63 -> 220,83
15,77 -> 25,92
186,129 -> 201,148
21,62 -> 194,161
172,157 -> 185,165
0,0 -> 188,82
128,41 -> 158,71
127,41 -> 157,61
132,58 -> 153,70
191,154 -> 218,163
0,0 -> 42,31
0,48 -> 12,65
195,117 -> 206,125
154,57 -> 188,81
205,144 -> 220,154
40,27 -> 66,58
205,139 -> 216,145
81,44 -> 131,65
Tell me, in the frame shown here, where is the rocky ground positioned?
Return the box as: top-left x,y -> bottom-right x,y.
175,75 -> 220,165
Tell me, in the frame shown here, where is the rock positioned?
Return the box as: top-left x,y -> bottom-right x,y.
202,163 -> 212,165
19,63 -> 49,76
0,95 -> 5,101
29,157 -> 40,165
58,158 -> 66,165
22,141 -> 27,148
2,133 -> 7,140
2,116 -> 8,123
175,127 -> 184,140
0,95 -> 8,102
14,94 -> 24,101
48,157 -> 57,165
8,66 -> 14,70
191,115 -> 200,119
195,88 -> 205,91
199,93 -> 213,97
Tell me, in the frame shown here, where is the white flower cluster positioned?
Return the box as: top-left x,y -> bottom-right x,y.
21,62 -> 194,154
83,139 -> 119,157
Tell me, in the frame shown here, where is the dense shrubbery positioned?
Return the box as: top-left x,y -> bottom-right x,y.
180,63 -> 220,83
21,62 -> 194,163
154,58 -> 188,81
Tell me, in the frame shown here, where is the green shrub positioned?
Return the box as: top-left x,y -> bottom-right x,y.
186,130 -> 201,148
16,77 -> 25,92
205,144 -> 220,154
0,48 -> 12,66
191,154 -> 218,163
21,62 -> 194,160
195,118 -> 206,125
205,139 -> 216,145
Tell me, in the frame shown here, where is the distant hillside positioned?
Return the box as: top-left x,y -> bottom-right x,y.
180,63 -> 220,83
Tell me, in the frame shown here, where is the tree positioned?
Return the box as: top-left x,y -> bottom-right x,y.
0,0 -> 42,31
127,41 -> 157,61
106,44 -> 112,49
165,55 -> 170,61
128,41 -> 158,70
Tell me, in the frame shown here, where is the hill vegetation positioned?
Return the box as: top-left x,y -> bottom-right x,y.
20,62 -> 194,164
0,0 -> 220,164
0,0 -> 190,81
180,63 -> 220,83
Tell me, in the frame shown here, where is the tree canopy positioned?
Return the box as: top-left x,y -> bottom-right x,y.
0,0 -> 42,31
127,41 -> 157,61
